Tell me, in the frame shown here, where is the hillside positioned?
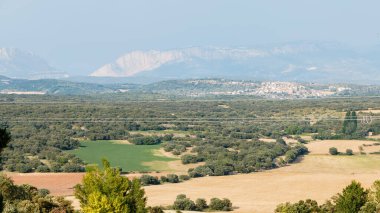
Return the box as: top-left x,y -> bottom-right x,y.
0,75 -> 124,95
1,76 -> 380,98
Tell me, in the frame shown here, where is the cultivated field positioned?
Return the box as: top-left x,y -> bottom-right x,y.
8,139 -> 380,212
67,140 -> 176,172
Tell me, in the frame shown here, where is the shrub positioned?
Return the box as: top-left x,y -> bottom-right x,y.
346,149 -> 354,156
172,194 -> 197,211
160,176 -> 168,183
148,206 -> 165,213
36,165 -> 50,172
140,175 -> 160,186
15,164 -> 32,173
181,154 -> 199,164
275,199 -> 320,213
172,150 -> 181,156
179,175 -> 190,181
130,136 -> 161,145
195,198 -> 208,211
62,163 -> 84,172
166,174 -> 179,183
329,147 -> 338,155
209,198 -> 233,211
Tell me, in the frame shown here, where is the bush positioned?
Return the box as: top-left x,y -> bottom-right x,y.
275,199 -> 320,213
130,136 -> 161,145
329,147 -> 338,155
36,165 -> 50,172
172,150 -> 181,155
181,154 -> 199,164
173,194 -> 197,211
209,198 -> 233,211
166,174 -> 179,183
346,149 -> 354,155
62,163 -> 84,172
195,198 -> 208,211
148,206 -> 165,213
15,164 -> 32,173
140,175 -> 160,186
179,175 -> 190,181
160,176 -> 168,183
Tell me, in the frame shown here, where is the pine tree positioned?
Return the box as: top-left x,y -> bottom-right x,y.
335,181 -> 368,213
342,110 -> 358,135
342,111 -> 351,134
351,111 -> 358,133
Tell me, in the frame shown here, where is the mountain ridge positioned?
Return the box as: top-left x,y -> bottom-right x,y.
90,42 -> 380,84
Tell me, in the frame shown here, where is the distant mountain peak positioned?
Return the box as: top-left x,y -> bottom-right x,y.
0,47 -> 68,79
90,43 -> 380,84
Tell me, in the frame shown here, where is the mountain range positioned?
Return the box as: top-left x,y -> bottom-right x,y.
0,48 -> 68,79
0,42 -> 379,84
90,42 -> 380,84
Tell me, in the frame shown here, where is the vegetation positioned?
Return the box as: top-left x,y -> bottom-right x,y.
346,149 -> 354,156
0,174 -> 74,212
171,194 -> 232,211
0,96 -> 378,173
275,180 -> 380,213
0,126 -> 11,153
329,147 -> 339,155
74,159 -> 147,213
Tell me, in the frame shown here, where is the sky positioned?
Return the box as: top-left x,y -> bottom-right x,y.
1,0 -> 380,74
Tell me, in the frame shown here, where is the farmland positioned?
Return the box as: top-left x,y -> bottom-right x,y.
7,139 -> 380,212
67,140 -> 175,172
1,95 -> 380,212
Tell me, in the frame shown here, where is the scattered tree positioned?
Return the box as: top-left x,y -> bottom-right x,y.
74,159 -> 147,213
329,147 -> 338,155
346,149 -> 354,156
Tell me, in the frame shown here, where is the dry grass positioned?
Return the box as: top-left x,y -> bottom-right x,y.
259,138 -> 276,143
144,140 -> 380,212
307,140 -> 380,155
358,109 -> 380,114
6,139 -> 380,213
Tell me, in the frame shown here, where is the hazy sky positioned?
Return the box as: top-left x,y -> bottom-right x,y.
1,0 -> 379,74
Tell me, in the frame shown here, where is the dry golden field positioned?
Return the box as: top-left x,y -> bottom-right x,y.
7,139 -> 380,213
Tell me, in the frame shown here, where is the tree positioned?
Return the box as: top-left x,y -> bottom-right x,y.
172,194 -> 196,211
360,180 -> 380,213
275,199 -> 320,213
140,175 -> 160,186
335,181 -> 368,213
74,159 -> 147,213
195,198 -> 208,211
147,206 -> 164,213
0,174 -> 73,212
0,126 -> 11,153
342,111 -> 358,136
346,149 -> 353,156
329,147 -> 338,155
209,198 -> 233,211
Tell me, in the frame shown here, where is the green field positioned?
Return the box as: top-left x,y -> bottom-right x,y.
68,140 -> 175,172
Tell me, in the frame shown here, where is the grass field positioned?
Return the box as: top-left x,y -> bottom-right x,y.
68,140 -> 175,172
